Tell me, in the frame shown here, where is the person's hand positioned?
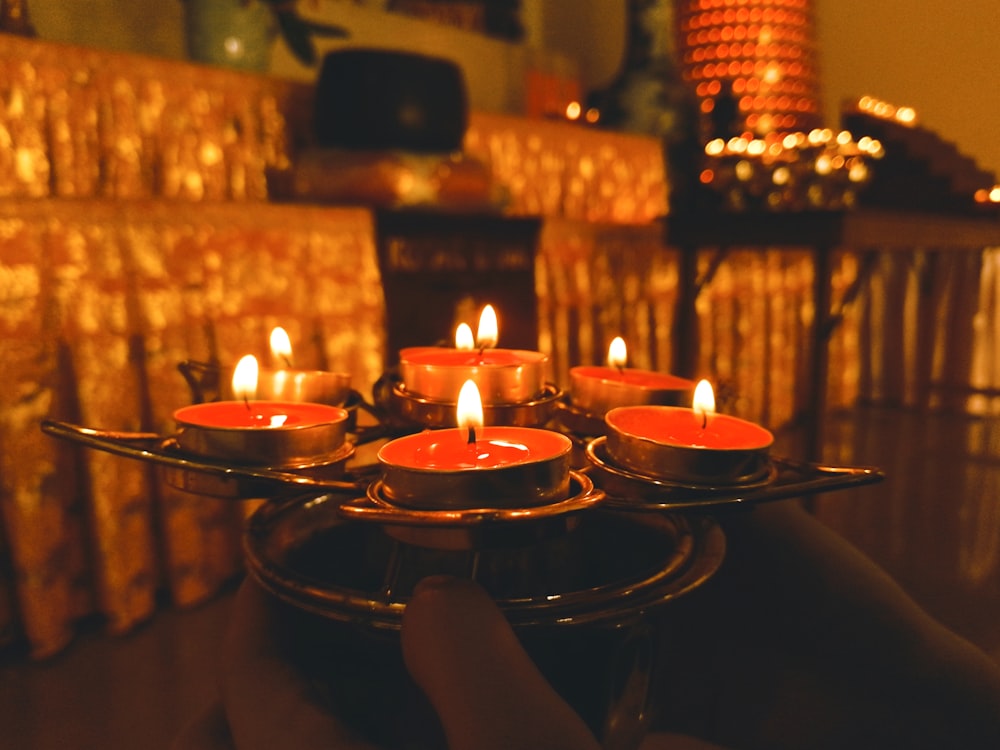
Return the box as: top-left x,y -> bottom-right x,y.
173,500 -> 1000,750
172,574 -> 602,750
648,501 -> 1000,749
401,575 -> 604,750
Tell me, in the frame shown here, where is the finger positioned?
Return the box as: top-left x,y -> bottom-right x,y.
401,575 -> 601,750
221,577 -> 378,750
170,700 -> 236,750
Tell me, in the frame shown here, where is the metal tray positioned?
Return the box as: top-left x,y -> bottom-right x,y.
40,420 -> 366,498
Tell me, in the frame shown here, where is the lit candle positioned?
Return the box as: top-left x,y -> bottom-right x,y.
377,379 -> 572,509
398,305 -> 548,404
603,380 -> 773,484
454,322 -> 475,351
230,326 -> 352,406
569,337 -> 694,414
270,326 -> 294,368
176,354 -> 350,466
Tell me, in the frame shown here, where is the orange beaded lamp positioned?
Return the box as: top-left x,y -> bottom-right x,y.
674,0 -> 823,137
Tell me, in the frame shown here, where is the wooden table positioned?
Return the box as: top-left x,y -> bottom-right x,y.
667,208 -> 1000,460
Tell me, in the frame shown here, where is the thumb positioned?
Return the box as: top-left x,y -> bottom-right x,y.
401,575 -> 601,750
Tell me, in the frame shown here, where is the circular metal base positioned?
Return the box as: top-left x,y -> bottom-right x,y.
245,491 -> 724,630
242,491 -> 725,747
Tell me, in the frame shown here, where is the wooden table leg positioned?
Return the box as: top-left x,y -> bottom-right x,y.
673,243 -> 700,379
808,244 -> 833,463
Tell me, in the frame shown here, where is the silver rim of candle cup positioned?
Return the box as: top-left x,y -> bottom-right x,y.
604,406 -> 773,485
388,381 -> 563,428
376,428 -> 573,510
568,367 -> 694,415
398,347 -> 548,404
173,403 -> 350,467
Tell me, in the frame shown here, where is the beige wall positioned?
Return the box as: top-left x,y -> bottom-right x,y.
29,0 -> 184,59
815,0 -> 999,179
26,0 -> 1000,177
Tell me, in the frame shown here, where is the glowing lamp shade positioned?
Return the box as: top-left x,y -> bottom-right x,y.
675,0 -> 823,135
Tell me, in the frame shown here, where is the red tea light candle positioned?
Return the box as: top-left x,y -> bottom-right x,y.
604,380 -> 773,485
570,337 -> 694,414
176,354 -> 349,466
378,379 -> 572,509
399,305 -> 547,404
234,326 -> 351,406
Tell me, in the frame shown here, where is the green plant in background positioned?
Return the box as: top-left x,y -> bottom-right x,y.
265,0 -> 350,65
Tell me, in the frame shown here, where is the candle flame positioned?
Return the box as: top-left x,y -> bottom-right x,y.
233,355 -> 259,403
607,337 -> 627,370
692,379 -> 716,429
269,326 -> 293,368
454,322 -> 475,351
456,379 -> 484,443
476,305 -> 498,349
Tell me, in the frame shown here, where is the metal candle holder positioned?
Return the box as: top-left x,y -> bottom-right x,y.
39,359 -> 885,750
583,435 -> 881,511
41,420 -> 361,500
245,487 -> 724,748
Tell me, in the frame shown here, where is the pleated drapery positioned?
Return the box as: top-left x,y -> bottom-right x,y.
0,201 -> 384,658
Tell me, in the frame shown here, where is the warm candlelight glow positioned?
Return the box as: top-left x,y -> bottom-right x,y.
456,379 -> 484,442
692,379 -> 716,428
269,327 -> 293,367
454,322 -> 475,351
476,305 -> 498,349
607,337 -> 627,370
232,355 -> 259,402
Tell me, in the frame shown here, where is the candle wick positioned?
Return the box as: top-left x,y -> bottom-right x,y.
616,364 -> 624,375
701,411 -> 707,430
281,355 -> 293,368
243,394 -> 252,412
467,425 -> 476,445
